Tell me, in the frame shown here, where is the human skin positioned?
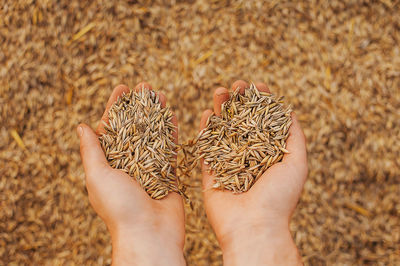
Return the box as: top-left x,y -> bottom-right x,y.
77,83 -> 185,266
77,80 -> 307,265
199,80 -> 308,266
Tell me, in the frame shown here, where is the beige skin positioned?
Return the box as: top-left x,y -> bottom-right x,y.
78,83 -> 185,266
77,80 -> 307,266
200,80 -> 307,265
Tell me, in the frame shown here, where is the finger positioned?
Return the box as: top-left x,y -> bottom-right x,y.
134,82 -> 152,91
171,113 -> 178,144
231,80 -> 248,94
97,84 -> 130,134
213,87 -> 229,116
78,123 -> 109,177
200,109 -> 213,130
255,82 -> 270,93
282,112 -> 308,175
158,91 -> 167,108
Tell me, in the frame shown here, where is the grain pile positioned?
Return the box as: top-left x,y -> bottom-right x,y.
99,88 -> 179,199
1,1 -> 399,265
196,84 -> 291,192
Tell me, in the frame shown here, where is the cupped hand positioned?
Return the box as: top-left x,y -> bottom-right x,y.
78,83 -> 185,266
200,80 -> 307,265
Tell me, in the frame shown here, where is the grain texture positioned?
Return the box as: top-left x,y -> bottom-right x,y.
1,1 -> 399,265
99,88 -> 179,199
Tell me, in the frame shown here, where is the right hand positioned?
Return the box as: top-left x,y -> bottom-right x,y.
200,80 -> 308,265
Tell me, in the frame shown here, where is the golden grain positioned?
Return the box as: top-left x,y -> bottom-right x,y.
99,87 -> 181,199
179,83 -> 292,193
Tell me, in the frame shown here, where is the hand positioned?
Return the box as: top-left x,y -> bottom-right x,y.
200,80 -> 307,265
78,83 -> 185,266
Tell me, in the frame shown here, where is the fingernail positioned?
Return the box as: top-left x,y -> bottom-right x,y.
77,125 -> 83,137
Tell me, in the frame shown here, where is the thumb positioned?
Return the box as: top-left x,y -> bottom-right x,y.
77,123 -> 109,177
282,112 -> 308,176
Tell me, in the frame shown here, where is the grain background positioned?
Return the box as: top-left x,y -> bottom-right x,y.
1,0 -> 399,265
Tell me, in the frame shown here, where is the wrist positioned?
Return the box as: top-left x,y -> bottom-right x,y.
220,222 -> 302,266
111,227 -> 185,266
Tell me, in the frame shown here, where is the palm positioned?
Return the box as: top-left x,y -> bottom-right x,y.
80,83 -> 185,251
200,80 -> 307,248
87,167 -> 185,243
204,161 -> 305,242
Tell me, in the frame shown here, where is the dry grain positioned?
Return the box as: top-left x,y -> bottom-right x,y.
1,1 -> 399,265
99,87 -> 180,199
179,83 -> 291,193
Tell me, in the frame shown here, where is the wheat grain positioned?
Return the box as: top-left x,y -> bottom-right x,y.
180,83 -> 292,193
99,87 -> 181,199
100,84 -> 291,195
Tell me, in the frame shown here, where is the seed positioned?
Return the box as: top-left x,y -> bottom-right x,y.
99,87 -> 183,200
178,83 -> 292,193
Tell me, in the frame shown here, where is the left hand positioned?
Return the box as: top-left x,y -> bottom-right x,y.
78,83 -> 185,266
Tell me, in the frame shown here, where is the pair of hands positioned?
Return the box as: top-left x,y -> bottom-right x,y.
77,80 -> 308,265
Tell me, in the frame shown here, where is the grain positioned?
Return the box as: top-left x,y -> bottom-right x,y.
194,83 -> 291,192
99,87 -> 180,199
1,1 -> 399,265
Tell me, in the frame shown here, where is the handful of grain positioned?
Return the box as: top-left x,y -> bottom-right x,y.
99,88 -> 179,199
196,84 -> 292,193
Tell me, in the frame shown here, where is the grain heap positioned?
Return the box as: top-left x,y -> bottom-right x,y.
99,88 -> 179,199
196,84 -> 292,192
2,1 -> 400,264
